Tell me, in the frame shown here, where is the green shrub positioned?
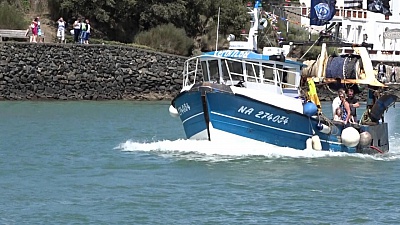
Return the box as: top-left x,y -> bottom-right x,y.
134,23 -> 194,56
0,2 -> 28,29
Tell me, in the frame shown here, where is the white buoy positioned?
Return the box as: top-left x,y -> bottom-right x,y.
169,105 -> 179,117
359,131 -> 372,147
341,127 -> 360,147
317,123 -> 331,134
312,135 -> 322,151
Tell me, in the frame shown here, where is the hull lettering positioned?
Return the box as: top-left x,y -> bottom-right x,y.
238,106 -> 289,125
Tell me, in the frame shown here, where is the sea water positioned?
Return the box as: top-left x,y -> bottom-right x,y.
1,101 -> 400,224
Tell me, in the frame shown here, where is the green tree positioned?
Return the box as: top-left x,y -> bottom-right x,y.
47,0 -> 250,44
134,23 -> 194,55
0,1 -> 28,29
48,0 -> 140,41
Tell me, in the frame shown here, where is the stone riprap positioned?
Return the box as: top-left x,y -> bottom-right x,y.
0,43 -> 188,100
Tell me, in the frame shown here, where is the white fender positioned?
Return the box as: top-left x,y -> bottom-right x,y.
306,137 -> 313,150
317,123 -> 331,134
341,127 -> 360,147
312,135 -> 322,151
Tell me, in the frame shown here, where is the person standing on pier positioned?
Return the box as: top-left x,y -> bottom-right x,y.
73,18 -> 81,43
56,17 -> 66,43
377,62 -> 386,82
390,64 -> 396,83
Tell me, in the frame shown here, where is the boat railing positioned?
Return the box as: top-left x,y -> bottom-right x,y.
182,55 -> 300,95
182,55 -> 200,88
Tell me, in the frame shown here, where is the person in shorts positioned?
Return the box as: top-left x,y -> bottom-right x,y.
84,19 -> 91,44
37,17 -> 43,42
390,64 -> 396,83
377,62 -> 386,82
57,17 -> 66,43
31,17 -> 39,43
79,18 -> 87,44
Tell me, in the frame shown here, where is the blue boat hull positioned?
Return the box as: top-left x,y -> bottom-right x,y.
172,84 -> 389,154
173,91 -> 208,139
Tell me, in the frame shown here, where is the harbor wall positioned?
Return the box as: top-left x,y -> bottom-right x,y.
0,43 -> 187,100
1,42 -> 400,101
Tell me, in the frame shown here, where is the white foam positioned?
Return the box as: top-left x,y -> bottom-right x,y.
116,135 -> 400,162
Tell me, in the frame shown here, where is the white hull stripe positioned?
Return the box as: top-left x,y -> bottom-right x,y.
211,111 -> 343,145
182,112 -> 204,124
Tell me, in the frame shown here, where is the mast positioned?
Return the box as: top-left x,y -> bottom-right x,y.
228,0 -> 261,51
216,7 -> 221,51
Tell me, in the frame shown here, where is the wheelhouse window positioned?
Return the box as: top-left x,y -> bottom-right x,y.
275,63 -> 298,88
246,62 -> 260,82
208,60 -> 220,83
276,64 -> 284,83
201,61 -> 209,81
262,63 -> 274,83
222,60 -> 243,81
283,67 -> 297,87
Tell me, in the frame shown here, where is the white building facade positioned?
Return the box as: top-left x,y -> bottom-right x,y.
299,0 -> 400,63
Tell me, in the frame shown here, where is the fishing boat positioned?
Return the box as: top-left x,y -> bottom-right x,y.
168,0 -> 397,154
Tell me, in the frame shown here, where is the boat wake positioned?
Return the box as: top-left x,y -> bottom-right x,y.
116,135 -> 400,162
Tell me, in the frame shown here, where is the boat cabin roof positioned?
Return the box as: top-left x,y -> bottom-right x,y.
202,50 -> 306,68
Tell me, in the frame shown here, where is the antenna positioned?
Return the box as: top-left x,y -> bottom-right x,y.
216,7 -> 221,51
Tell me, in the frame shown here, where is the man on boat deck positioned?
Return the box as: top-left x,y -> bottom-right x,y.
332,88 -> 345,118
346,88 -> 360,123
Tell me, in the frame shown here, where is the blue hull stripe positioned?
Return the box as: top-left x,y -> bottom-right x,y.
211,111 -> 310,137
183,112 -> 204,124
211,111 -> 343,146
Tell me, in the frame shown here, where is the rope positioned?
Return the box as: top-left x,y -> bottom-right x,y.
308,117 -> 315,135
370,146 -> 384,154
318,113 -> 341,135
325,83 -> 337,94
300,38 -> 321,59
346,57 -> 358,79
326,56 -> 345,78
318,55 -> 361,79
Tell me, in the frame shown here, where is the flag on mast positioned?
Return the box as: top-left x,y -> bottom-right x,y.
367,0 -> 392,16
310,0 -> 336,26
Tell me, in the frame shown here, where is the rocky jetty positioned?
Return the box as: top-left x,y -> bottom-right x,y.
1,42 -> 399,101
0,43 -> 186,100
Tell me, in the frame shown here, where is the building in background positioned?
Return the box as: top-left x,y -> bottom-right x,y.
299,0 -> 400,64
